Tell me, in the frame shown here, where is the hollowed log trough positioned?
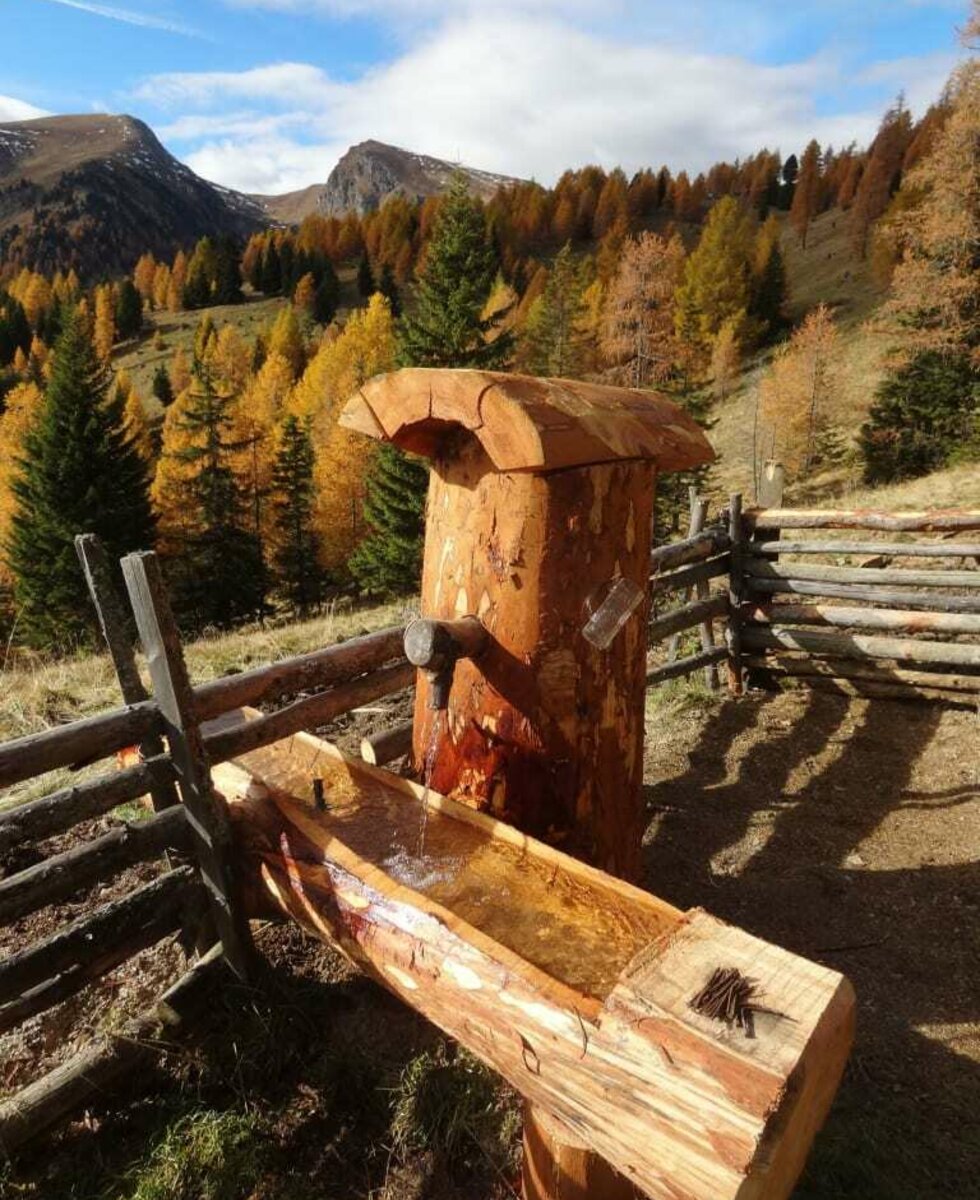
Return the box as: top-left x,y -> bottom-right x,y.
218,717 -> 854,1200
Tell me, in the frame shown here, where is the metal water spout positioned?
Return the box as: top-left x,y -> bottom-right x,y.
404,616 -> 489,710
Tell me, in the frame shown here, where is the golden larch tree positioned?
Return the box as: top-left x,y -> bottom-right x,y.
758,304 -> 839,477
0,380 -> 43,585
93,284 -> 116,362
601,232 -> 686,386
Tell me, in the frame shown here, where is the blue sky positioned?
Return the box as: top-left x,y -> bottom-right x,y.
0,0 -> 969,194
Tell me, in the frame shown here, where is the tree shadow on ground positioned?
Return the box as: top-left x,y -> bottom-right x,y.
643,690 -> 980,1200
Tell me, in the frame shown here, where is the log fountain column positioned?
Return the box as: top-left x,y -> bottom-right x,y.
340,367 -> 715,1199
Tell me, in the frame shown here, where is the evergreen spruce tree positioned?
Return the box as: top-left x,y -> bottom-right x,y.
357,253 -> 376,299
398,173 -> 513,368
378,262 -> 401,317
270,415 -> 322,612
164,367 -> 266,629
212,238 -> 244,305
859,351 -> 980,484
0,292 -> 31,367
260,243 -> 282,296
350,175 -> 511,595
348,443 -> 427,596
152,364 -> 174,407
114,279 -> 143,340
752,240 -> 788,337
6,307 -> 155,650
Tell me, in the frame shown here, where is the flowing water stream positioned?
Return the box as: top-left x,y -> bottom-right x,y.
417,709 -> 445,857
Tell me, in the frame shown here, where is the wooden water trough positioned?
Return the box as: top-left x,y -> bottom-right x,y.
216,716 -> 855,1200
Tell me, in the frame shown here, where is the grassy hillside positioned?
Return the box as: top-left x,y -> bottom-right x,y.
114,263 -> 362,404
707,208 -> 896,505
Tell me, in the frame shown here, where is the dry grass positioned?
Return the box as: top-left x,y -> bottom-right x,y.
0,598 -> 410,809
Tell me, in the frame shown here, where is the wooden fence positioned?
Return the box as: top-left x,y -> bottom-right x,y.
3,497 -> 980,1151
0,540 -> 412,1154
734,506 -> 980,706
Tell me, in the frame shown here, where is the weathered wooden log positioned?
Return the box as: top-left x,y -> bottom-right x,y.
0,868 -> 197,1030
0,806 -> 191,926
194,626 -> 405,721
0,702 -> 161,792
0,757 -> 176,854
216,729 -> 854,1200
123,551 -> 252,978
743,653 -> 980,691
649,594 -> 728,643
649,528 -> 730,573
743,625 -> 980,667
747,576 -> 980,612
726,493 -> 746,694
204,661 -> 415,764
360,721 -> 414,766
745,508 -> 980,532
749,539 -> 980,559
646,646 -> 728,686
0,945 -> 228,1155
75,534 -> 180,816
746,603 -> 980,637
746,560 -> 980,589
649,554 -> 730,594
689,496 -> 722,690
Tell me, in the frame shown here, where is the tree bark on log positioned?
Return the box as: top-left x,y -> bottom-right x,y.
745,508 -> 980,532
749,539 -> 980,559
648,595 -> 728,643
194,627 -> 405,721
646,647 -> 728,686
0,702 -> 161,791
0,868 -> 198,1034
743,653 -> 980,690
747,576 -> 980,612
743,625 -> 980,667
746,560 -> 980,589
745,603 -> 980,636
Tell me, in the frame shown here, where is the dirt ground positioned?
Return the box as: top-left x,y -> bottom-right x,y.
2,684 -> 978,1199
643,686 -> 980,1200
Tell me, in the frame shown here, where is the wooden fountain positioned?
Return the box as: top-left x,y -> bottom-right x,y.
219,369 -> 855,1200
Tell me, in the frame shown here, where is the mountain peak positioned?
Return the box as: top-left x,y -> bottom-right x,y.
0,111 -> 265,278
254,138 -> 523,223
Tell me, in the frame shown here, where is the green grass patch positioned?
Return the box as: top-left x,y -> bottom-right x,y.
116,1109 -> 264,1200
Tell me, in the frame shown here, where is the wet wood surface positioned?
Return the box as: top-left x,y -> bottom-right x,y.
217,723 -> 855,1200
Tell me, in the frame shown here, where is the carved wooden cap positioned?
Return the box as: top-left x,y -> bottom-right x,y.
339,367 -> 715,474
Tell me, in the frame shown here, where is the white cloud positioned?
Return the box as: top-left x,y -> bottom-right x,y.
38,0 -> 202,37
135,9 -> 959,194
0,94 -> 50,122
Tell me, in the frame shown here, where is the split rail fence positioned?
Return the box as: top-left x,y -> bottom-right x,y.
2,495 -> 979,1153
0,538 -> 412,1155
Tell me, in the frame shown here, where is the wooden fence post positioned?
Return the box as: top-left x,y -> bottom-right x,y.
75,534 -> 180,815
726,493 -> 745,695
120,550 -> 252,978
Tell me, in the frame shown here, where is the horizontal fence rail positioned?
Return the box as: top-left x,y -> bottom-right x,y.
0,868 -> 200,1035
746,560 -> 980,590
743,626 -> 980,669
193,625 -> 406,722
0,757 -> 176,854
750,539 -> 980,559
746,603 -> 980,637
0,806 -> 190,926
745,508 -> 980,533
0,702 -> 162,793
